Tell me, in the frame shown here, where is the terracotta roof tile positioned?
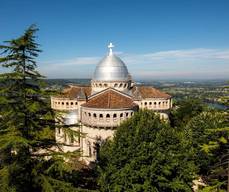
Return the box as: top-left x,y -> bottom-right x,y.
59,85 -> 170,101
137,86 -> 171,99
82,89 -> 137,109
61,86 -> 92,99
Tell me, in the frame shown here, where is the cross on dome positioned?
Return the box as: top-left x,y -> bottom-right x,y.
108,42 -> 114,55
93,43 -> 129,81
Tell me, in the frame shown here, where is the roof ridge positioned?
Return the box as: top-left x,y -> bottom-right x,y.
88,87 -> 132,100
82,89 -> 137,109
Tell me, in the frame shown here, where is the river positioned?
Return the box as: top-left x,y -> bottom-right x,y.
206,102 -> 228,110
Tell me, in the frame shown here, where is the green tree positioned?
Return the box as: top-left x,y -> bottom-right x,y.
185,111 -> 229,191
170,99 -> 205,128
219,81 -> 229,108
97,110 -> 197,192
0,25 -> 79,191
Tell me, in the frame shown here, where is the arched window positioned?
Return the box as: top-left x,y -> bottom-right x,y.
71,102 -> 73,105
66,102 -> 69,105
93,113 -> 97,118
131,112 -> 133,116
104,83 -> 108,87
106,114 -> 110,121
119,83 -> 123,88
158,102 -> 161,106
84,112 -> 87,116
75,102 -> 78,105
126,112 -> 129,117
99,83 -> 102,87
149,102 -> 152,105
99,114 -> 103,118
114,83 -> 118,87
145,102 -> 147,105
62,102 -> 64,105
113,114 -> 117,121
120,113 -> 123,118
154,102 -> 157,105
88,113 -> 91,117
58,102 -> 60,104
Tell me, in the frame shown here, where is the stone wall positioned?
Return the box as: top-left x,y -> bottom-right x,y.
138,98 -> 172,110
80,125 -> 114,163
81,107 -> 136,128
51,96 -> 84,110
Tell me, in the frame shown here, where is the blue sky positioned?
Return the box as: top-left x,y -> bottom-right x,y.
1,0 -> 229,79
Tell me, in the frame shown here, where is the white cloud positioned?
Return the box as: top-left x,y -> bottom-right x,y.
120,48 -> 229,64
36,48 -> 229,79
41,56 -> 100,67
134,69 -> 229,79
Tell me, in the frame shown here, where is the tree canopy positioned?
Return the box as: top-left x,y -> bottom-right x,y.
170,99 -> 206,128
97,110 -> 197,192
186,111 -> 229,191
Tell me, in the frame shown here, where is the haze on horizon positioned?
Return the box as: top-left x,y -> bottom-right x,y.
0,0 -> 229,80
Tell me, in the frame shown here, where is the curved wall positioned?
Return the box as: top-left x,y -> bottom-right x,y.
51,96 -> 80,110
81,107 -> 136,128
138,98 -> 172,110
91,80 -> 132,94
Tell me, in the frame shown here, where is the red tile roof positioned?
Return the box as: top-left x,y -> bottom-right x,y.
61,86 -> 91,99
134,86 -> 171,99
82,89 -> 137,109
60,85 -> 171,101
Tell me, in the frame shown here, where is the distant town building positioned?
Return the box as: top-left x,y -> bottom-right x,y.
51,43 -> 172,164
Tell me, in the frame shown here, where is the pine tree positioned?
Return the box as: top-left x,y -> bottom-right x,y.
170,98 -> 205,128
185,111 -> 229,191
0,25 -> 79,191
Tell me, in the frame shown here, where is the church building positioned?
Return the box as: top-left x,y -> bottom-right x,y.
51,43 -> 172,164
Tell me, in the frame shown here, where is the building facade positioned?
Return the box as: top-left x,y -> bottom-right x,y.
51,43 -> 172,164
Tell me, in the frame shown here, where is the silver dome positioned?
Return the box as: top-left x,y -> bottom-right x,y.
64,110 -> 78,125
93,54 -> 129,81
